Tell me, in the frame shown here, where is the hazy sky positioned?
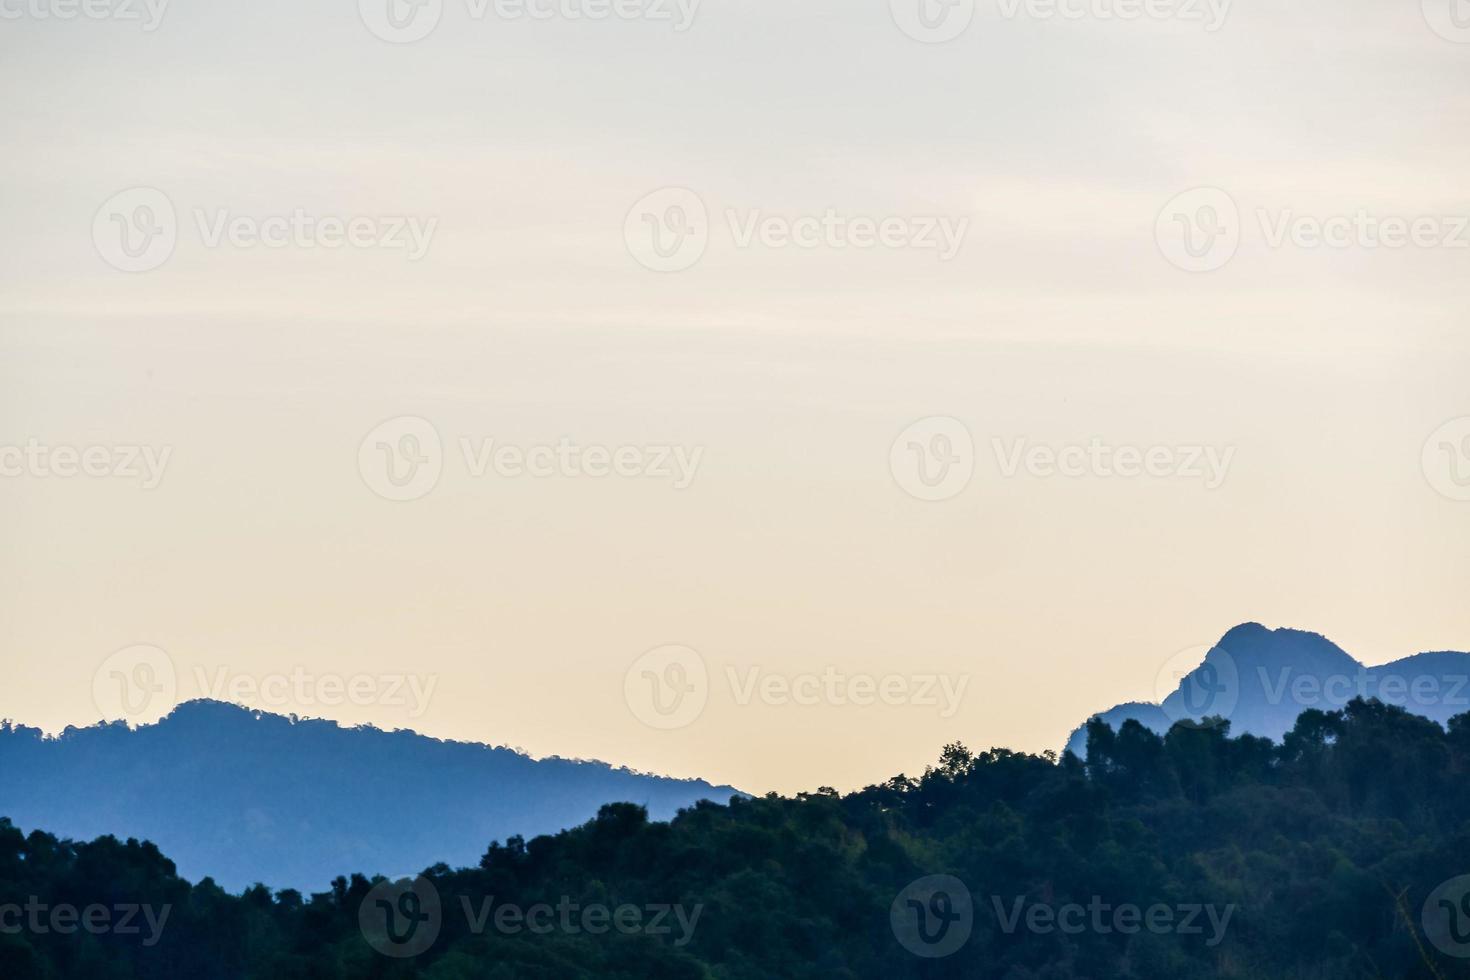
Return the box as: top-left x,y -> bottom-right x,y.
1,0 -> 1467,795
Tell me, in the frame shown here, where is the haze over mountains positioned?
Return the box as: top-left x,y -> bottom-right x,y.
0,700 -> 741,892
2,624 -> 1464,894
1066,623 -> 1470,758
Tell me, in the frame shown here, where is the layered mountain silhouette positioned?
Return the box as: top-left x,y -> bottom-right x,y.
6,626 -> 1464,896
0,700 -> 740,892
1065,622 -> 1470,757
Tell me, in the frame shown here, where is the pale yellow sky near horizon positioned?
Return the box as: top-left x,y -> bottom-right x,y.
1,0 -> 1467,795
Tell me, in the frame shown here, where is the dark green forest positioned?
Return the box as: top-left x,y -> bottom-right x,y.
4,698 -> 1470,979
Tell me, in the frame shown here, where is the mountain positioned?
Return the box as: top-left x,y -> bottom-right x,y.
7,698 -> 1470,978
1065,622 -> 1470,757
0,700 -> 741,893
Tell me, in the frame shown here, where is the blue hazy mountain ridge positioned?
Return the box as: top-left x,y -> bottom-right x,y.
1065,623 -> 1470,758
0,700 -> 742,893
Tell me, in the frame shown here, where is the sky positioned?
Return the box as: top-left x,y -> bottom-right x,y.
1,0 -> 1467,795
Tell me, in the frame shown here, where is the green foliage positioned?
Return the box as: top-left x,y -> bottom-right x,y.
4,698 -> 1469,978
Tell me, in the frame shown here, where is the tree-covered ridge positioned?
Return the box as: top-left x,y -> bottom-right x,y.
0,699 -> 743,892
4,698 -> 1470,979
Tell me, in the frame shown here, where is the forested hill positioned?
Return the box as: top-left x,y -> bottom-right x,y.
5,697 -> 1470,979
0,699 -> 741,892
1065,622 -> 1470,757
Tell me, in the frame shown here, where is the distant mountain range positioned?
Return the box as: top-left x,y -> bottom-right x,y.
0,700 -> 741,893
4,625 -> 1464,895
1066,622 -> 1470,758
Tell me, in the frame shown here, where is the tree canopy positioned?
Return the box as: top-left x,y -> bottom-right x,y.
4,698 -> 1469,978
